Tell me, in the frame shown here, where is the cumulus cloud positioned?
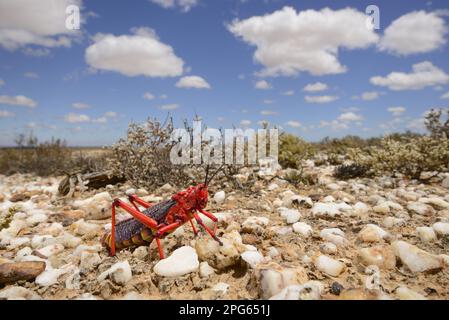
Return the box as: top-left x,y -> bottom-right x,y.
254,80 -> 272,89
0,0 -> 83,51
282,90 -> 294,96
319,120 -> 349,131
0,110 -> 15,117
85,27 -> 184,77
143,92 -> 155,100
370,61 -> 449,90
338,112 -> 363,122
228,6 -> 378,77
379,11 -> 448,55
303,82 -> 327,92
104,111 -> 117,118
286,121 -> 301,128
360,91 -> 380,101
0,94 -> 37,107
388,106 -> 406,116
72,102 -> 91,109
305,95 -> 339,103
240,119 -> 251,126
176,75 -> 211,89
149,0 -> 199,12
159,103 -> 179,110
24,72 -> 39,79
64,112 -> 90,123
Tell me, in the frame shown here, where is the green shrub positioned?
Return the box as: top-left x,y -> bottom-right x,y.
348,136 -> 449,179
334,164 -> 369,180
278,133 -> 315,169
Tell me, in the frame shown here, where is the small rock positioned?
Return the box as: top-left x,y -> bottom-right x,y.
395,287 -> 426,300
382,217 -> 406,228
314,255 -> 345,277
432,222 -> 449,237
212,282 -> 229,295
242,216 -> 269,234
357,245 -> 396,270
330,282 -> 344,296
416,227 -> 437,243
279,208 -> 301,224
98,261 -> 132,285
79,251 -> 101,272
132,246 -> 148,260
267,247 -> 280,258
35,267 -> 71,287
154,246 -> 199,277
70,219 -> 101,236
269,281 -> 323,300
199,262 -> 215,278
0,286 -> 41,300
241,251 -> 264,268
73,192 -> 112,220
358,224 -> 388,243
0,261 -> 46,284
320,228 -> 347,246
292,222 -> 312,238
122,291 -> 144,300
442,176 -> 449,189
407,202 -> 435,216
391,241 -> 443,273
10,192 -> 31,203
268,183 -> 279,191
320,242 -> 337,254
213,191 -> 226,204
34,244 -> 64,258
256,262 -> 309,299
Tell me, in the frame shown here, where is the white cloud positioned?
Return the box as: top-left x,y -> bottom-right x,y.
305,95 -> 339,103
104,111 -> 117,118
286,120 -> 301,128
303,82 -> 327,92
228,6 -> 378,77
22,47 -> 51,57
72,102 -> 91,109
0,79 -> 4,86
260,110 -> 277,115
159,103 -> 179,110
176,75 -> 211,89
0,94 -> 36,107
282,90 -> 294,96
64,113 -> 90,123
149,0 -> 198,12
263,99 -> 274,104
254,80 -> 272,90
388,106 -> 406,116
360,91 -> 380,101
0,110 -> 15,117
92,116 -> 107,123
0,0 -> 82,51
370,61 -> 449,90
85,27 -> 184,77
240,119 -> 251,126
24,72 -> 39,79
441,91 -> 449,99
338,112 -> 363,122
407,118 -> 426,131
319,120 -> 349,131
143,92 -> 155,100
379,11 -> 448,55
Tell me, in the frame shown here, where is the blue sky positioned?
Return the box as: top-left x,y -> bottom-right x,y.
0,0 -> 449,146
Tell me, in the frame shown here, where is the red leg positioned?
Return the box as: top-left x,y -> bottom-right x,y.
193,213 -> 222,245
110,204 -> 116,256
114,199 -> 158,229
128,194 -> 153,209
189,219 -> 198,236
155,237 -> 164,259
155,222 -> 182,238
199,209 -> 218,234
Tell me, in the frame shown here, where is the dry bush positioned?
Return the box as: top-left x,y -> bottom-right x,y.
334,164 -> 369,180
348,135 -> 449,179
0,133 -> 108,176
278,133 -> 315,169
425,108 -> 449,138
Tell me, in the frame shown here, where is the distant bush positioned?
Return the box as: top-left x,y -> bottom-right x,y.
348,135 -> 449,179
425,108 -> 449,138
278,133 -> 315,169
0,133 -> 108,176
334,164 -> 369,180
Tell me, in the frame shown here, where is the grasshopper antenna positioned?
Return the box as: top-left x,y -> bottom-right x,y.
206,164 -> 225,186
204,163 -> 210,185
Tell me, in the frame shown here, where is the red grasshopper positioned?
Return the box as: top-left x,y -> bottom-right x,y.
102,166 -> 224,259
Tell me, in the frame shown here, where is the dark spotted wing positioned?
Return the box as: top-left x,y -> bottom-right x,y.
114,199 -> 176,242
